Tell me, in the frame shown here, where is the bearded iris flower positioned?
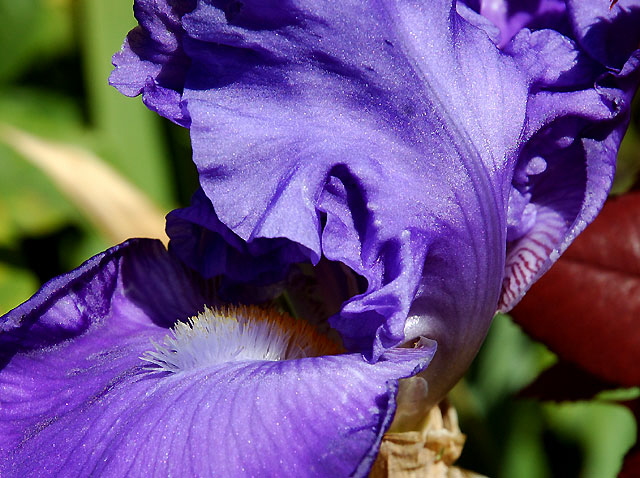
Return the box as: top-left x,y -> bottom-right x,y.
110,0 -> 640,403
1,0 -> 639,475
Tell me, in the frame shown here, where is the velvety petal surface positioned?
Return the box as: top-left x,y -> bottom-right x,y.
0,239 -> 436,477
569,0 -> 640,70
0,240 -> 217,453
166,188 -> 310,284
134,1 -> 527,406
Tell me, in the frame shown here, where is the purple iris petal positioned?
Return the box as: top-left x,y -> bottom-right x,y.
0,239 -> 436,477
478,1 -> 640,310
110,0 -> 195,126
166,188 -> 311,283
464,0 -> 568,47
112,0 -> 640,405
569,0 -> 640,70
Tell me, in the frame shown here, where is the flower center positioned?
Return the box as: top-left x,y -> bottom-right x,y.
141,305 -> 340,373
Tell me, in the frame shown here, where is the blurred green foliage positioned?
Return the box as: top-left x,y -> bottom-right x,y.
612,94 -> 640,194
0,0 -> 195,313
0,1 -> 637,477
454,314 -> 636,477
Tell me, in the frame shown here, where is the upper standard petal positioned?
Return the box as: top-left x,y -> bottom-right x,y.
181,1 -> 528,380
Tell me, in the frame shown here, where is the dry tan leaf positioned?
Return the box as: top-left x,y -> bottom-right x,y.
0,124 -> 167,245
371,400 -> 484,478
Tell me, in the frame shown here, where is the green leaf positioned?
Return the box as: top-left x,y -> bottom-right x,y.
544,401 -> 636,478
612,95 -> 640,194
470,314 -> 556,408
80,0 -> 175,209
0,88 -> 85,140
0,142 -> 76,246
0,0 -> 73,83
0,125 -> 167,245
456,314 -> 638,478
0,88 -> 87,246
0,262 -> 38,315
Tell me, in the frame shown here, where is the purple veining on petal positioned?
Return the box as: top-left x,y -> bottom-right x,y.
495,2 -> 640,310
0,239 -> 436,477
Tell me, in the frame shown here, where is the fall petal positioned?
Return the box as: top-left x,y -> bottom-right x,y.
0,239 -> 436,477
